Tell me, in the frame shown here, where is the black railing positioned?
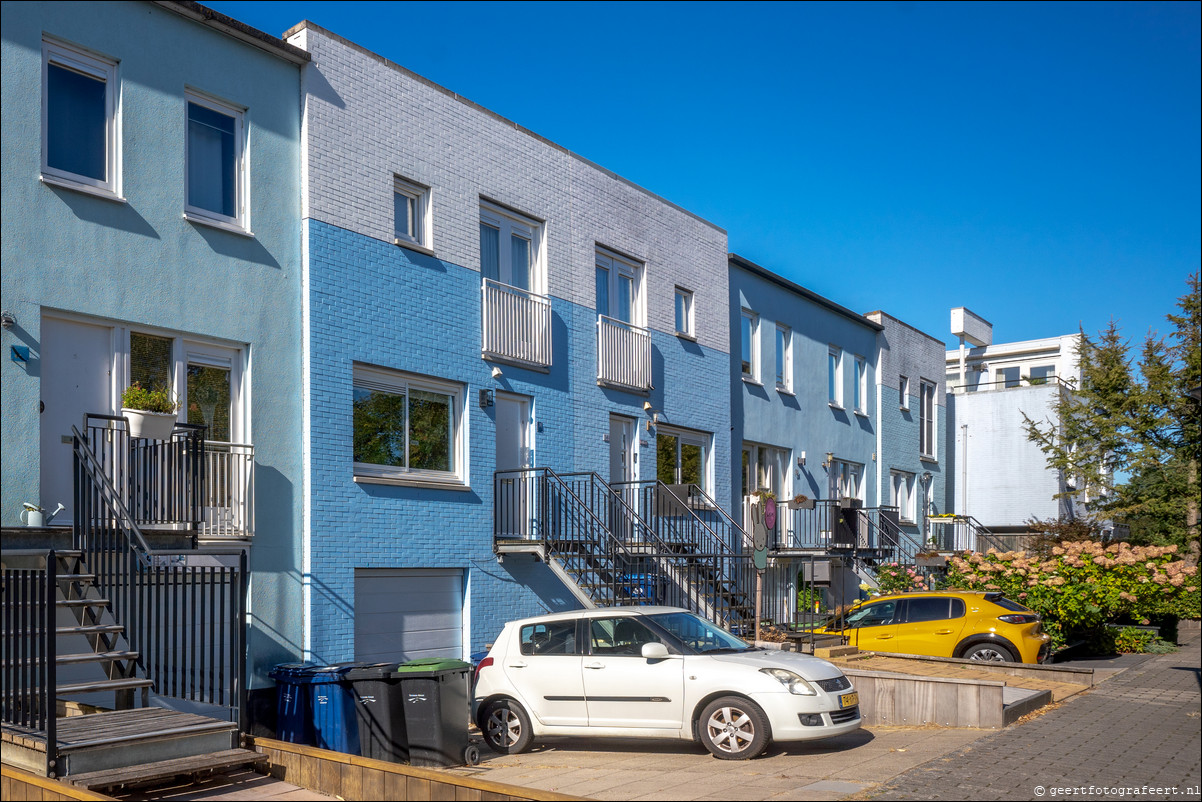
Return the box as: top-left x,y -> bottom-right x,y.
863,508 -> 924,566
927,514 -> 1008,553
758,554 -> 851,636
1,554 -> 57,777
85,414 -> 206,536
776,500 -> 851,550
74,425 -> 246,722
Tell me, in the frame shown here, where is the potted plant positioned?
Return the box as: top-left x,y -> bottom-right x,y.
788,492 -> 815,510
915,551 -> 947,567
121,383 -> 180,440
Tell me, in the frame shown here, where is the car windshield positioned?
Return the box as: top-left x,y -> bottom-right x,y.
646,612 -> 753,653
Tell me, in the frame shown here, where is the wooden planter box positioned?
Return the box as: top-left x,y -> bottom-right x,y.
915,554 -> 947,568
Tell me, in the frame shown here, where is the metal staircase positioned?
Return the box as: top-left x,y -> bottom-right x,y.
495,470 -> 757,633
1,420 -> 255,780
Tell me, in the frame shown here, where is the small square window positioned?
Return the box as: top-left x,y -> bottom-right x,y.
42,38 -> 120,197
675,288 -> 694,337
394,176 -> 431,249
185,90 -> 246,231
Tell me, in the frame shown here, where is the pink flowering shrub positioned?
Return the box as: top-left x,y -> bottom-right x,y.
944,541 -> 1200,650
875,563 -> 929,594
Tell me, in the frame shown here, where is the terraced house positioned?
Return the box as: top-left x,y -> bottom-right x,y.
282,21 -> 739,669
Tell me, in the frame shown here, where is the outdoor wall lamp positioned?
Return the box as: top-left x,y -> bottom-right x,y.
797,452 -> 806,467
823,452 -> 834,469
479,389 -> 494,408
0,310 -> 14,329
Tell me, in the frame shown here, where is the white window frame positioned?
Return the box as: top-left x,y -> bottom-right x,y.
899,375 -> 910,410
480,201 -> 545,295
775,323 -> 792,393
674,287 -> 695,338
741,309 -> 760,383
657,425 -> 713,493
352,364 -> 467,487
829,459 -> 864,502
41,37 -> 121,198
891,470 -> 916,524
828,346 -> 843,407
184,88 -> 248,233
394,175 -> 431,250
742,442 -> 789,499
920,379 -> 937,459
595,247 -> 644,326
854,355 -> 868,414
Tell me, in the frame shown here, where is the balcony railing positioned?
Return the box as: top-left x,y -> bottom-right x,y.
200,441 -> 255,540
597,315 -> 651,391
950,375 -> 1075,394
482,278 -> 552,369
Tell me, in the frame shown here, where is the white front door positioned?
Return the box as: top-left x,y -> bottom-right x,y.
41,317 -> 114,525
496,394 -> 532,538
608,415 -> 637,539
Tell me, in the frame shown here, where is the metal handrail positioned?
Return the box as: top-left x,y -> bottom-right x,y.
950,375 -> 1076,393
0,554 -> 58,776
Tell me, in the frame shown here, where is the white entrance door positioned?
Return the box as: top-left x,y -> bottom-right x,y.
608,415 -> 637,540
496,394 -> 532,538
41,317 -> 114,525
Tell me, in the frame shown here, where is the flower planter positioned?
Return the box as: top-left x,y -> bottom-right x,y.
788,498 -> 815,510
122,407 -> 177,440
915,554 -> 947,568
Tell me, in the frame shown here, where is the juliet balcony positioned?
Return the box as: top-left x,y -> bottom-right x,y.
482,278 -> 552,370
597,314 -> 652,392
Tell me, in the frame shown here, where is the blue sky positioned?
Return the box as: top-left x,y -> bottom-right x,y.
209,1 -> 1200,353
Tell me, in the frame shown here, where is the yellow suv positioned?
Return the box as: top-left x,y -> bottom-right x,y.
821,591 -> 1050,664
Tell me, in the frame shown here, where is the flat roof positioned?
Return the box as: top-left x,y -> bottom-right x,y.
730,254 -> 883,332
158,1 -> 310,64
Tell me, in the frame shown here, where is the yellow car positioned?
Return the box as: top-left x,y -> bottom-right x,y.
820,591 -> 1051,664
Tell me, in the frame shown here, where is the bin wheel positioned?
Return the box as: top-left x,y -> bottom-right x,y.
464,744 -> 481,766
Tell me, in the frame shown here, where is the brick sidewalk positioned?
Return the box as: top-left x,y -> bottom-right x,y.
865,628 -> 1202,801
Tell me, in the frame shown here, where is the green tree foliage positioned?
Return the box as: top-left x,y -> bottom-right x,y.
1025,274 -> 1201,551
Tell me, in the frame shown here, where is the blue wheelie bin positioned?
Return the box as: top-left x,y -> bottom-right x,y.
308,663 -> 361,755
270,662 -> 317,745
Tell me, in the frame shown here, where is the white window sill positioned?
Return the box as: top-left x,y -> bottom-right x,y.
40,174 -> 126,203
828,402 -> 844,411
184,212 -> 254,238
395,238 -> 436,257
777,386 -> 795,397
742,376 -> 763,386
920,455 -> 938,464
676,331 -> 697,342
854,409 -> 869,418
355,474 -> 470,491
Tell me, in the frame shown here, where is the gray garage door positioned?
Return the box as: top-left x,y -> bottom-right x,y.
354,568 -> 464,663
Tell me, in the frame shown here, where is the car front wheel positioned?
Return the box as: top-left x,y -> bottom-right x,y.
480,698 -> 534,754
699,696 -> 770,760
964,643 -> 1016,662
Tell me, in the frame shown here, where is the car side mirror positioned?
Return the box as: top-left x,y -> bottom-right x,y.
641,642 -> 669,659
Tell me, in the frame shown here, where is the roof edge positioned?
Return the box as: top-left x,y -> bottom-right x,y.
283,20 -> 724,234
156,1 -> 311,65
730,254 -> 883,332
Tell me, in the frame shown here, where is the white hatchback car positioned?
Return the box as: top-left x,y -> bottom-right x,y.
472,606 -> 861,760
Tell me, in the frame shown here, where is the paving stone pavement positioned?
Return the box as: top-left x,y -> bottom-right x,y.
865,627 -> 1202,801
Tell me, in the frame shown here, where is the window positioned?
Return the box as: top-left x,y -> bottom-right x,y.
589,617 -> 665,656
185,90 -> 246,230
998,366 -> 1021,388
595,249 -> 642,324
393,176 -> 430,249
1029,365 -> 1055,385
828,346 -> 843,406
741,310 -> 760,381
891,470 -> 916,523
899,375 -> 910,410
352,364 -> 465,485
829,459 -> 863,502
775,324 -> 792,392
674,288 -> 694,337
854,355 -> 868,413
903,597 -> 964,623
42,38 -> 119,196
920,380 -> 936,458
519,621 -> 578,656
844,600 -> 897,629
742,443 -> 787,499
481,202 -> 542,293
657,426 -> 711,491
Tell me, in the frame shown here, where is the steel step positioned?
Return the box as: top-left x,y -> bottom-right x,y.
57,677 -> 154,695
68,748 -> 267,791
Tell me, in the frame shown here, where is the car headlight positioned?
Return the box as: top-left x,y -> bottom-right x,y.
759,667 -> 817,696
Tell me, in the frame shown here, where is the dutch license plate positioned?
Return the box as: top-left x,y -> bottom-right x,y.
840,692 -> 859,708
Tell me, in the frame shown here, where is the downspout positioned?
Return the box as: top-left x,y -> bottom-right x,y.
960,423 -> 968,516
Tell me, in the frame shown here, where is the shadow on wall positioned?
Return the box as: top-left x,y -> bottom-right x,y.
481,553 -> 585,617
48,183 -> 160,239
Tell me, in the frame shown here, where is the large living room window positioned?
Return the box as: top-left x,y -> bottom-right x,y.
352,364 -> 465,486
42,37 -> 120,197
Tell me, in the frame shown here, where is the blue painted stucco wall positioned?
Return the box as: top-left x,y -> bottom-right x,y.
728,259 -> 881,511
0,1 -> 305,688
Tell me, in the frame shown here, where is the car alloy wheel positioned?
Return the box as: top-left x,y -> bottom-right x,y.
481,698 -> 534,754
965,644 -> 1015,662
699,696 -> 769,760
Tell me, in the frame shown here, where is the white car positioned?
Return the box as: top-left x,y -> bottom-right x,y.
472,606 -> 861,760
